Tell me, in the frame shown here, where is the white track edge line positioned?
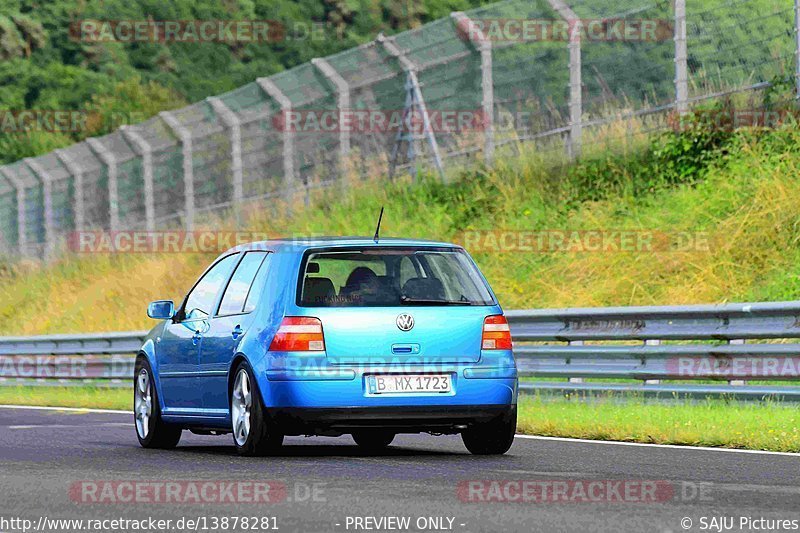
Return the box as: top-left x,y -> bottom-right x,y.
0,405 -> 796,456
0,404 -> 129,414
515,434 -> 800,457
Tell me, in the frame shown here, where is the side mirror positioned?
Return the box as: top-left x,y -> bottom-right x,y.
147,300 -> 175,320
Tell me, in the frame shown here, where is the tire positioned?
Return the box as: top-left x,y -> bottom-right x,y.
461,406 -> 517,455
352,430 -> 395,452
231,361 -> 284,456
134,357 -> 182,449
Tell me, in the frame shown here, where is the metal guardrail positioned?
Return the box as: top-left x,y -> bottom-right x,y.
0,331 -> 147,386
508,301 -> 800,400
3,301 -> 800,400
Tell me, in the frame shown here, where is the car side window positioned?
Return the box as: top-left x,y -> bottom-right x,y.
183,254 -> 239,320
218,251 -> 269,316
243,253 -> 271,313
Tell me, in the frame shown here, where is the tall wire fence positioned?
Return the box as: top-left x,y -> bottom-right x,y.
0,0 -> 796,259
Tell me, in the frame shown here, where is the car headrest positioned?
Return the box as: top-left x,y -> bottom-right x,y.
402,277 -> 445,300
302,277 -> 336,305
345,267 -> 378,288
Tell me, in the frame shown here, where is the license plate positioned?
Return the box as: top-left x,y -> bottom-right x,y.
368,374 -> 452,394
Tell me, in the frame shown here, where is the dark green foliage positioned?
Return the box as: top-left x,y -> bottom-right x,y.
0,0 -> 491,164
648,102 -> 736,185
564,103 -> 738,203
11,13 -> 46,55
417,170 -> 501,230
0,15 -> 25,60
763,73 -> 797,111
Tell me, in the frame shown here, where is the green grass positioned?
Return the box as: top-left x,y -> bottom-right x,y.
518,395 -> 800,453
0,386 -> 130,411
2,386 -> 797,453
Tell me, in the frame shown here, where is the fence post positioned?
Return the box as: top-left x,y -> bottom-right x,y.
159,111 -> 195,230
567,340 -> 584,384
257,78 -> 295,207
378,34 -> 445,179
727,338 -> 746,386
24,158 -> 55,259
86,138 -> 120,232
674,0 -> 689,114
206,97 -> 244,226
450,12 -> 494,167
0,168 -> 25,256
0,171 -> 9,253
120,126 -> 156,232
547,0 -> 582,159
643,339 -> 661,385
55,149 -> 85,233
311,58 -> 351,174
795,0 -> 800,100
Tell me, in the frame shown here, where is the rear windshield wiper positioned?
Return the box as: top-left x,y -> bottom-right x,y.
400,296 -> 474,306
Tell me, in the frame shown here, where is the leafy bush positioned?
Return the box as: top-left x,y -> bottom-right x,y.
0,15 -> 25,60
0,130 -> 74,164
563,103 -> 738,203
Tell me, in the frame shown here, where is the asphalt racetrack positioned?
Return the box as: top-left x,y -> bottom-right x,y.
1,407 -> 799,533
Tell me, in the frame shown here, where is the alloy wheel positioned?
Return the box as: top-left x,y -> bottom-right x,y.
134,368 -> 152,439
232,369 -> 252,446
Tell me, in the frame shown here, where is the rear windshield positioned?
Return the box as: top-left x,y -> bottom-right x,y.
298,247 -> 495,307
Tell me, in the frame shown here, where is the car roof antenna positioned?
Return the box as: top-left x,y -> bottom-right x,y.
373,206 -> 385,243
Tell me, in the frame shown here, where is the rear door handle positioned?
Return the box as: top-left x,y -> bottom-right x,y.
232,325 -> 243,339
392,343 -> 420,354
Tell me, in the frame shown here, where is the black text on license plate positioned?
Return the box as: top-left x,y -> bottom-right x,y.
369,374 -> 451,394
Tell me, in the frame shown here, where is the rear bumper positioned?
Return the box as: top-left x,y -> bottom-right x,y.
259,368 -> 517,409
268,405 -> 514,435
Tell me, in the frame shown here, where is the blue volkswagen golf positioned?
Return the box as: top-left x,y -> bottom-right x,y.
135,237 -> 518,456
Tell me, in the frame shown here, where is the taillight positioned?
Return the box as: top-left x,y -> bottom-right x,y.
482,315 -> 512,350
269,317 -> 325,351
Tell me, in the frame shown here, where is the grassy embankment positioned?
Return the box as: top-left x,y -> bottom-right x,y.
4,112 -> 800,332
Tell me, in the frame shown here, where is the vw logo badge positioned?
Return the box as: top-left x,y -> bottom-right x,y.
396,314 -> 415,331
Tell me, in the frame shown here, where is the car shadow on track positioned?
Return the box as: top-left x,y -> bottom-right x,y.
169,443 -> 462,458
